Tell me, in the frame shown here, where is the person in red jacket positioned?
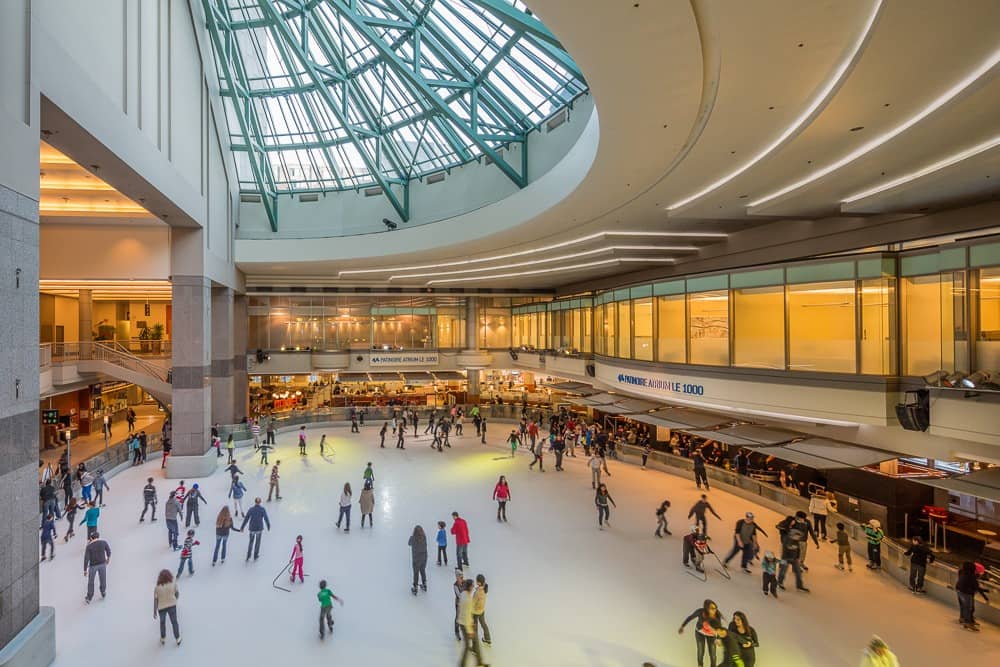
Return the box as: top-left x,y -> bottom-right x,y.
492,476 -> 511,523
450,512 -> 470,567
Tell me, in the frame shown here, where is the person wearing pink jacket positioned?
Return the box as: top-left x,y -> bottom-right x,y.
289,535 -> 304,583
450,512 -> 470,567
492,476 -> 511,523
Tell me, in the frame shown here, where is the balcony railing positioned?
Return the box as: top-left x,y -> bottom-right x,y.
41,341 -> 171,384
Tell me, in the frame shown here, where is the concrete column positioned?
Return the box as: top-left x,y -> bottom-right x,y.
167,275 -> 213,478
78,288 -> 92,358
232,294 -> 249,421
210,286 -> 234,425
0,183 -> 52,659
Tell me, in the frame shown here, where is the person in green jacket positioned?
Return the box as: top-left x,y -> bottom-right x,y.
317,579 -> 343,639
863,519 -> 884,570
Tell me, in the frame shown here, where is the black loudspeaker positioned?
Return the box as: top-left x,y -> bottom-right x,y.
585,363 -> 595,377
895,390 -> 929,431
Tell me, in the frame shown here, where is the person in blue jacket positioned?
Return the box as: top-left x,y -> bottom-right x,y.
239,497 -> 271,561
228,475 -> 248,518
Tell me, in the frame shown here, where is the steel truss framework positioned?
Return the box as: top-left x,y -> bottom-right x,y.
201,0 -> 586,230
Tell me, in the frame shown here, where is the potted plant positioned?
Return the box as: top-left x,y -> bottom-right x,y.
150,323 -> 165,354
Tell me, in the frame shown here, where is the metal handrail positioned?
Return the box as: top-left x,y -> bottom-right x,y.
92,342 -> 170,383
43,341 -> 170,384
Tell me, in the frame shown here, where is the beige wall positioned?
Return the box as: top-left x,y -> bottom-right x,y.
40,224 -> 170,280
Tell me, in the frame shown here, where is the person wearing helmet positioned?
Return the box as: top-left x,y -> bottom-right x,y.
862,519 -> 884,570
682,525 -> 705,571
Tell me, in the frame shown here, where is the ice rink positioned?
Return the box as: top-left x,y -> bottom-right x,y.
40,425 -> 997,666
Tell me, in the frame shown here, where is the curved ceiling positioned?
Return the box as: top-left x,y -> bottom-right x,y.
236,0 -> 1000,288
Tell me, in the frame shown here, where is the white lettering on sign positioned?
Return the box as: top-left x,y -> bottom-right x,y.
615,372 -> 705,396
370,353 -> 440,366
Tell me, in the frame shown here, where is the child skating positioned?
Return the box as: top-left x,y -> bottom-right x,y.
289,535 -> 305,583
177,529 -> 200,577
835,522 -> 853,572
317,579 -> 344,639
436,521 -> 448,566
655,500 -> 672,537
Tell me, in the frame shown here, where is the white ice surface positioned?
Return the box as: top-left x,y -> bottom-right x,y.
40,427 -> 997,667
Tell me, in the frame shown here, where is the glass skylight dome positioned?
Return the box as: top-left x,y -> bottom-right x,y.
203,0 -> 587,228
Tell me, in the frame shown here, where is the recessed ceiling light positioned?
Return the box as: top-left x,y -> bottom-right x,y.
738,194 -> 749,199
883,103 -> 891,107
797,43 -> 804,48
768,106 -> 775,110
849,126 -> 864,132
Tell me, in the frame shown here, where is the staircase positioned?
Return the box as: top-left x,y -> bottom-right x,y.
42,342 -> 172,406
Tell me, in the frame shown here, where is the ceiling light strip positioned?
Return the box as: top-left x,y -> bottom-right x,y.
389,245 -> 689,279
337,230 -> 726,276
666,0 -> 884,213
842,135 -> 1000,203
749,47 -> 1000,210
425,258 -> 675,285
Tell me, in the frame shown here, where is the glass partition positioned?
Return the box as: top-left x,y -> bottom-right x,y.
688,291 -> 729,366
632,297 -> 653,361
861,279 -> 896,375
617,300 -> 632,358
788,281 -> 855,373
978,267 -> 1000,369
732,286 -> 784,369
656,294 -> 686,362
902,273 -> 966,376
602,302 -> 616,356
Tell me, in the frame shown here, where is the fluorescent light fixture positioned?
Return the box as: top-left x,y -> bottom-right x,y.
842,135 -> 1000,203
389,245 -> 690,279
750,47 -> 1000,210
337,230 -> 725,276
425,258 -> 674,285
666,0 -> 883,212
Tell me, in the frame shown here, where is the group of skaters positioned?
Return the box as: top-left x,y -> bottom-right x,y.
40,403 -> 995,664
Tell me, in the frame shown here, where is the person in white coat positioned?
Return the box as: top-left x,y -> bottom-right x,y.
808,490 -> 837,541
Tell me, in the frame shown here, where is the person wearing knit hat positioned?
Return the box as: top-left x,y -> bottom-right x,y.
859,635 -> 899,667
863,519 -> 885,570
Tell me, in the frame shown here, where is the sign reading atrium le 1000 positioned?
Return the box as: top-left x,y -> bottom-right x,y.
370,353 -> 439,366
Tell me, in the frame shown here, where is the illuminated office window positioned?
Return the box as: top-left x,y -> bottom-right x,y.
732,286 -> 784,369
902,273 -> 967,376
860,279 -> 895,375
978,267 -> 1000,369
688,291 -> 729,366
632,297 -> 654,361
656,295 -> 686,363
788,281 -> 855,373
617,300 -> 632,358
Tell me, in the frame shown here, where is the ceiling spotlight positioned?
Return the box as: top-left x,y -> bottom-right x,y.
382,218 -> 398,230
960,370 -> 992,389
921,370 -> 948,386
942,372 -> 967,387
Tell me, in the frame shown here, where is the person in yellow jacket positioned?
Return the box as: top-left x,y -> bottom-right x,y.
472,574 -> 491,646
859,636 -> 899,667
